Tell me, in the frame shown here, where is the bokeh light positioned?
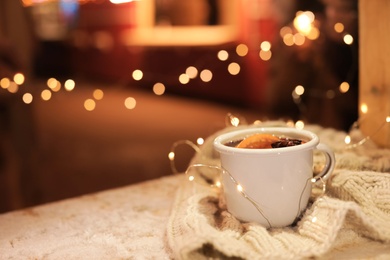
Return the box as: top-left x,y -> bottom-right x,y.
339,82 -> 350,93
84,99 -> 96,111
185,66 -> 198,79
132,70 -> 143,81
236,44 -> 248,57
196,137 -> 204,145
360,103 -> 368,114
0,78 -> 10,89
7,82 -> 18,93
41,89 -> 52,101
179,73 -> 190,84
64,79 -> 76,91
200,69 -> 213,82
217,50 -> 229,61
22,93 -> 33,104
260,41 -> 271,51
125,97 -> 136,109
343,34 -> 354,45
228,62 -> 240,75
334,22 -> 344,33
13,73 -> 25,85
93,89 -> 104,100
153,82 -> 165,95
259,50 -> 272,61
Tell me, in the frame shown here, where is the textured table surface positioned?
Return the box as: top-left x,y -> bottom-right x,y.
0,174 -> 183,259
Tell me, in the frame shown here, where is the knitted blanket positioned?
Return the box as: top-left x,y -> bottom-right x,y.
167,122 -> 390,259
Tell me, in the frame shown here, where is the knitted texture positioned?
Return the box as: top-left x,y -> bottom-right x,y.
167,123 -> 390,259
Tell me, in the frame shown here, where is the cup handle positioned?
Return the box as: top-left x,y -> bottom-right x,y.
313,143 -> 336,183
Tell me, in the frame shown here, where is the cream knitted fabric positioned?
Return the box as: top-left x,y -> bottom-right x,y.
166,123 -> 390,259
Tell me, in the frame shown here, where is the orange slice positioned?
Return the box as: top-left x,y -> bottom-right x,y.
237,134 -> 279,149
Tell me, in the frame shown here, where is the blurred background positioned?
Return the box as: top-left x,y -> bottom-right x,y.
0,0 -> 358,212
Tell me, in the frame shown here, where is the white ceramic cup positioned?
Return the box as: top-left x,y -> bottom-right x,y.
213,127 -> 335,228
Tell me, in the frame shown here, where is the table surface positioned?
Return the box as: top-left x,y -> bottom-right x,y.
0,174 -> 182,259
1,174 -> 389,259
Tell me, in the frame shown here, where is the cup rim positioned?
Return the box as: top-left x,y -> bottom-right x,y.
213,127 -> 319,155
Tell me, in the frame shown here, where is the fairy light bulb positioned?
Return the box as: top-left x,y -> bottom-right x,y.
334,22 -> 344,33
295,120 -> 305,129
188,175 -> 195,182
344,135 -> 351,144
339,82 -> 350,93
237,184 -> 243,193
228,62 -> 240,75
41,89 -> 52,101
294,11 -> 315,36
294,85 -> 305,96
132,69 -> 143,81
360,103 -> 368,114
343,34 -> 354,45
236,44 -> 248,57
217,50 -> 229,61
153,82 -> 165,95
168,151 -> 175,161
22,93 -> 33,104
185,66 -> 198,79
14,73 -> 25,85
64,79 -> 75,91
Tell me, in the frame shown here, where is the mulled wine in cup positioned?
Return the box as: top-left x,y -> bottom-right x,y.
213,127 -> 335,228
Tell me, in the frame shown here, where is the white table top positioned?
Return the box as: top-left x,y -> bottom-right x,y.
0,175 -> 182,259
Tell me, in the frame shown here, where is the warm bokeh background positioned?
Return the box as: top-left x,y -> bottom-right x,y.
0,0 -> 358,212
